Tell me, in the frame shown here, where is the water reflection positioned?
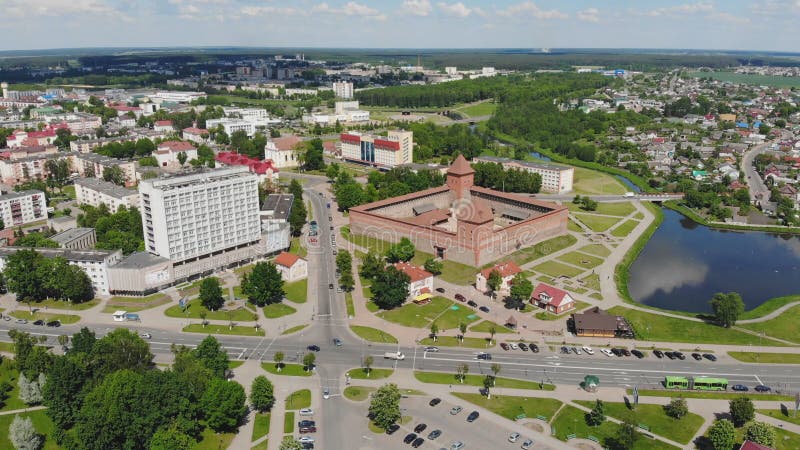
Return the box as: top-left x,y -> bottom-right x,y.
629,241 -> 709,299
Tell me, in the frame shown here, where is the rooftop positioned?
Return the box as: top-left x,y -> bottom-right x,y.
392,261 -> 433,283
0,247 -> 119,262
448,154 -> 475,176
473,155 -> 573,172
261,194 -> 294,220
112,251 -> 171,270
75,178 -> 138,200
275,251 -> 304,268
480,261 -> 522,279
50,228 -> 95,246
0,190 -> 45,201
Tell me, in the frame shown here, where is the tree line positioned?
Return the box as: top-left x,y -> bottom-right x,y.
355,75 -> 514,108
77,204 -> 144,255
3,249 -> 94,304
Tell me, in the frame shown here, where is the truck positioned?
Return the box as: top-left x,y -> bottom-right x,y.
384,351 -> 405,360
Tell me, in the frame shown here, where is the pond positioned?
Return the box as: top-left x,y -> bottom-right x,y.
628,208 -> 800,313
614,175 -> 642,193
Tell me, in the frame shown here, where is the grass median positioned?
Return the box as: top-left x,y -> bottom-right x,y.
349,325 -> 398,343
252,412 -> 270,441
419,336 -> 494,348
728,352 -> 800,364
629,388 -> 793,402
182,324 -> 265,336
414,371 -> 554,390
574,400 -> 704,445
347,368 -> 394,380
551,405 -> 678,450
740,304 -> 800,344
9,310 -> 80,324
263,302 -> 297,319
165,298 -> 258,321
261,363 -> 312,377
285,389 -> 311,409
284,279 -> 307,304
344,386 -> 376,401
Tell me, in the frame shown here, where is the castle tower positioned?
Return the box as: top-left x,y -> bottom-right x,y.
446,154 -> 474,200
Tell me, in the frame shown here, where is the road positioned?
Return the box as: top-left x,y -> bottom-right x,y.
742,141 -> 776,210
533,193 -> 683,203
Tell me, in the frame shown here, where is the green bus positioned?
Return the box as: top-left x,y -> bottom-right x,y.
664,376 -> 728,391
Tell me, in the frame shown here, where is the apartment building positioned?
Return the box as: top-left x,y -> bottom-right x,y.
155,141 -> 197,167
0,151 -> 69,186
74,178 -> 140,211
69,136 -> 138,153
182,127 -> 209,144
332,81 -> 354,99
138,167 -> 262,279
149,91 -> 206,104
260,193 -> 292,255
471,156 -> 575,194
72,153 -> 137,187
340,130 -> 413,168
0,190 -> 47,227
206,118 -> 256,137
0,247 -> 122,295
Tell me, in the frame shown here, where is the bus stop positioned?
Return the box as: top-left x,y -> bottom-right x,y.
112,311 -> 127,322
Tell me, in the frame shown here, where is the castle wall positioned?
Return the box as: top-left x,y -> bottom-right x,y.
367,190 -> 451,219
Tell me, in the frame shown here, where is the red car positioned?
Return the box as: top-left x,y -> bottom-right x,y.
500,343 -> 510,351
454,294 -> 466,302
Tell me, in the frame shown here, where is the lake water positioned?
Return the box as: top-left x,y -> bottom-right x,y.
628,209 -> 800,313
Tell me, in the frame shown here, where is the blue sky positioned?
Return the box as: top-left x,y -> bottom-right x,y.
2,0 -> 800,52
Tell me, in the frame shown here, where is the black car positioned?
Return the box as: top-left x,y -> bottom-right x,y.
479,306 -> 490,313
414,423 -> 427,433
691,353 -> 702,361
674,351 -> 686,360
732,384 -> 749,392
530,343 -> 539,353
467,300 -> 478,307
703,353 -> 717,362
653,350 -> 664,358
518,343 -> 529,351
427,429 -> 442,440
412,437 -> 425,448
435,287 -> 445,293
561,346 -> 570,354
631,349 -> 644,359
610,348 -> 621,356
477,352 -> 492,360
386,424 -> 400,435
307,345 -> 321,352
755,385 -> 772,392
33,319 -> 45,326
466,411 -> 480,422
298,420 -> 316,428
621,349 -> 631,357
46,320 -> 61,328
664,351 -> 676,359
429,398 -> 441,407
404,433 -> 417,444
328,283 -> 334,289
455,294 -> 466,302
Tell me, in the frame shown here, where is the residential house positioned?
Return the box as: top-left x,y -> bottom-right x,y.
182,127 -> 209,144
570,306 -> 634,338
274,251 -> 308,282
475,261 -> 522,295
155,141 -> 197,167
154,120 -> 174,133
531,283 -> 575,314
392,261 -> 434,298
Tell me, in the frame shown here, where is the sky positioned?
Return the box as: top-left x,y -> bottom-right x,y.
2,0 -> 800,52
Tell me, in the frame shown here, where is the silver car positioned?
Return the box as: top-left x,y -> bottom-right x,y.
450,442 -> 465,450
521,439 -> 534,450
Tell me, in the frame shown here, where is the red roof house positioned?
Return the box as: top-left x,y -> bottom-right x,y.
532,283 -> 575,314
476,261 -> 522,294
215,151 -> 279,179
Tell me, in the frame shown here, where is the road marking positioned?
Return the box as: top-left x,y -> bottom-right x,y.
755,375 -> 763,385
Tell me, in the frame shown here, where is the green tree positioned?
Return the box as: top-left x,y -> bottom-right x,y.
483,375 -> 494,398
201,378 -> 246,432
744,421 -> 776,447
149,424 -> 195,450
708,419 -> 735,450
385,237 -> 415,263
430,322 -> 439,341
43,355 -> 88,430
199,277 -> 224,311
177,151 -> 188,166
423,258 -> 443,275
279,436 -> 304,450
613,413 -> 638,450
192,335 -> 230,379
335,250 -> 353,274
587,399 -> 605,426
241,261 -> 285,306
288,190 -> 307,237
273,351 -> 285,372
509,272 -> 533,303
456,363 -> 469,383
729,397 -> 755,427
9,414 -> 42,450
664,397 -> 688,420
339,270 -> 355,292
486,270 -> 502,297
302,353 -> 316,371
458,322 -> 467,342
710,292 -> 745,328
371,265 -> 411,310
333,182 -> 365,211
363,355 -> 374,377
14,232 -> 59,248
490,363 -> 501,385
4,249 -> 46,302
326,163 -> 340,182
102,165 -> 126,186
70,327 -> 96,355
359,251 -> 385,280
89,328 -> 153,378
368,383 -> 402,429
250,376 -> 275,413
303,138 -> 325,171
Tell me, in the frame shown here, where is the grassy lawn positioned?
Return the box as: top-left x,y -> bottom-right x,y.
739,295 -> 800,320
757,409 -> 800,426
553,405 -> 679,450
9,310 -> 80,324
728,352 -> 800,363
165,299 -> 258,321
281,324 -> 308,335
0,410 -> 59,450
284,279 -> 307,304
573,213 -> 621,233
580,273 -> 601,291
433,304 -> 481,330
575,400 -> 704,445
531,260 -> 586,278
345,292 -> 355,317
252,412 -> 271,441
229,361 -> 244,369
572,166 -> 627,195
263,302 -> 297,319
453,393 -> 562,421
194,427 -> 235,450
470,320 -> 514,334
589,292 -> 603,300
414,371 -> 554,390
62,184 -> 76,199
740,304 -> 800,343
104,293 -> 171,312
556,251 -> 604,269
456,100 -> 497,117
611,219 -> 640,237
728,421 -> 800,450
283,411 -> 295,434
26,298 -> 100,310
688,70 -> 800,88
608,306 -> 779,346
234,264 -> 255,277
347,368 -> 394,380
350,325 -> 398,343
0,342 -> 14,353
261,363 -> 312,377
377,296 -> 452,328
419,336 -> 494,348
0,362 -> 26,412
568,201 -> 636,217
108,292 -> 169,304
632,389 -> 793,402
344,386 -> 376,401
568,219 -> 584,232
495,234 -> 578,268
579,244 -> 611,257
183,324 -> 265,336
285,389 -> 311,410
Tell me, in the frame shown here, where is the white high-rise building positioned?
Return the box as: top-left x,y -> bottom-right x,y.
0,190 -> 47,227
138,167 -> 262,266
332,81 -> 354,99
340,130 -> 413,168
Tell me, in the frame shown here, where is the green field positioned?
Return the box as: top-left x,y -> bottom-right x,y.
573,213 -> 621,232
285,389 -> 311,409
25,298 -> 100,311
757,409 -> 800,426
453,393 -> 562,421
568,202 -> 636,217
433,304 -> 481,330
611,219 -> 640,237
165,299 -> 258,321
263,302 -> 297,318
283,411 -> 295,434
551,405 -> 678,450
469,320 -> 514,334
580,273 -> 601,291
726,421 -> 800,450
575,400 -> 704,445
572,166 -> 627,195
456,100 -> 497,117
740,304 -> 800,343
740,295 -> 800,320
556,251 -> 604,269
531,260 -> 586,278
252,412 -> 271,441
194,427 -> 235,450
414,371 -> 554,390
262,363 -> 312,377
344,386 -> 376,401
349,325 -> 398,343
728,352 -> 800,364
183,324 -> 265,336
495,234 -> 578,268
0,410 -> 60,450
284,279 -> 307,304
104,293 -> 171,312
689,71 -> 800,88
578,244 -> 611,257
289,238 -> 307,258
631,389 -> 793,402
347,368 -> 394,380
0,362 -> 26,412
377,296 -> 452,328
608,306 -> 777,346
345,292 -> 355,317
9,310 -> 80,324
419,336 -> 494,348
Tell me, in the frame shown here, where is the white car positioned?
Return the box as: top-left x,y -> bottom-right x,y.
582,346 -> 595,355
299,408 -> 314,416
323,387 -> 330,399
508,432 -> 520,443
298,436 -> 315,444
509,343 -> 519,350
601,348 -> 613,357
521,439 -> 534,450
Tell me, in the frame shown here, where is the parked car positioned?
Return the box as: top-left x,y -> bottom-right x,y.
582,346 -> 594,355
2,315 -> 10,321
404,433 -> 417,444
46,320 -> 61,328
509,343 -> 518,350
691,353 -> 703,361
621,349 -> 631,357
455,294 -> 466,302
521,439 -> 534,450
500,343 -> 510,351
732,384 -> 749,392
298,437 -> 315,444
755,385 -> 772,392
571,346 -> 581,355
436,287 -> 446,293
33,320 -> 45,326
298,420 -> 316,428
466,411 -> 479,422
664,351 -> 676,359
530,343 -> 539,353
386,424 -> 400,435
479,306 -> 490,313
427,429 -> 442,440
674,351 -> 686,360
631,349 -> 644,359
508,432 -> 520,443
299,426 -> 317,434
560,346 -> 570,354
467,300 -> 478,307
518,343 -> 529,351
610,348 -> 622,356
601,348 -> 613,357
703,353 -> 717,361
449,406 -> 463,415
15,319 -> 27,324
307,345 -> 320,352
299,408 -> 314,416
412,437 -> 425,448
429,398 -> 441,407
653,350 -> 664,358
414,424 -> 427,433
450,442 -> 465,450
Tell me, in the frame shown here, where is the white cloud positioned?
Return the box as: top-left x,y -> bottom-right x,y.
709,11 -> 750,24
240,6 -> 300,17
498,1 -> 567,19
400,0 -> 432,16
4,0 -> 124,18
313,2 -> 386,20
576,8 -> 600,23
438,2 -> 472,18
646,2 -> 714,17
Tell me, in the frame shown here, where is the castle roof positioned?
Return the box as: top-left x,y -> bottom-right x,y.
448,154 -> 474,176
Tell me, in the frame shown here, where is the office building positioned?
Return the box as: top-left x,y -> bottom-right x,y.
332,81 -> 354,99
74,178 -> 140,211
0,190 -> 47,227
50,228 -> 97,250
340,130 -> 413,168
107,252 -> 174,296
72,153 -> 137,187
471,156 -> 575,194
149,91 -> 206,104
206,118 -> 256,137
